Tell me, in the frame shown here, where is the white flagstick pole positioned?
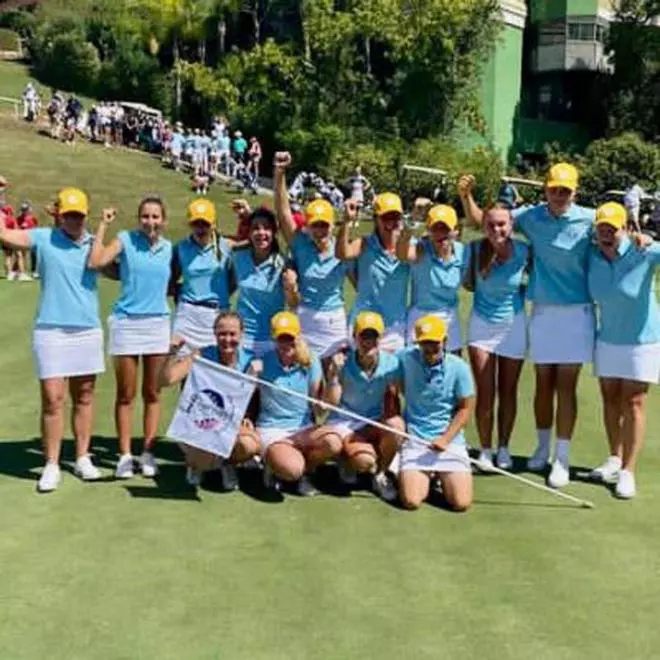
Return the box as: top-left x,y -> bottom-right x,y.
198,357 -> 595,509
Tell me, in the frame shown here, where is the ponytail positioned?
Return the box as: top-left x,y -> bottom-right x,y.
294,335 -> 312,369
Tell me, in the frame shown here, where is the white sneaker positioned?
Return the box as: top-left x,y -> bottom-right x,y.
297,475 -> 319,497
32,272 -> 39,279
615,469 -> 636,499
548,458 -> 570,489
139,451 -> 158,478
496,446 -> 513,470
263,464 -> 280,491
185,466 -> 202,487
372,472 -> 397,502
115,453 -> 135,479
476,450 -> 496,473
18,272 -> 32,282
219,462 -> 239,491
590,456 -> 622,484
6,271 -> 16,281
74,455 -> 101,481
38,462 -> 61,492
527,444 -> 550,472
338,459 -> 358,486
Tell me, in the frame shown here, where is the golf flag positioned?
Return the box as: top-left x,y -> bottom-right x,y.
166,357 -> 255,458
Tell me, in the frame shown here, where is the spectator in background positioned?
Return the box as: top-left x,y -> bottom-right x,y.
218,130 -> 232,177
624,181 -> 645,233
497,182 -> 521,211
233,131 -> 248,164
0,178 -> 18,280
17,202 -> 39,280
348,166 -> 371,209
248,136 -> 262,181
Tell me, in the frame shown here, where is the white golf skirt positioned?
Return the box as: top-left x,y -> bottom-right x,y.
242,337 -> 273,358
381,322 -> 406,354
399,441 -> 471,474
108,315 -> 171,356
297,305 -> 348,358
529,304 -> 595,365
172,301 -> 220,350
407,306 -> 462,352
594,341 -> 660,384
326,417 -> 368,440
33,326 -> 105,380
258,426 -> 313,455
468,311 -> 527,360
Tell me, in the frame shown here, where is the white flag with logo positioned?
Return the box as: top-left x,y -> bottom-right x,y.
166,357 -> 256,458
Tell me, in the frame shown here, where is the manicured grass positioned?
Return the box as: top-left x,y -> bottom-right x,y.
0,115 -> 659,660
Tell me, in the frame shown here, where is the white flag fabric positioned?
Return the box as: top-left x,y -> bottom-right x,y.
166,357 -> 256,458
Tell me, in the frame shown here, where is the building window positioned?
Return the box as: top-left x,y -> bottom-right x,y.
568,22 -> 596,41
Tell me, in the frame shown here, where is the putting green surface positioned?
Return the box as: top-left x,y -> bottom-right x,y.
0,114 -> 658,660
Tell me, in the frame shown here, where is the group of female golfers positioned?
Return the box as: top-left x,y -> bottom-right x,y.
0,152 -> 657,510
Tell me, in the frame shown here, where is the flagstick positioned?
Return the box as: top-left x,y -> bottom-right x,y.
197,357 -> 595,509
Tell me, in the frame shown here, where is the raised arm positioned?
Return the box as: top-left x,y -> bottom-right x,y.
396,198 -> 429,263
273,151 -> 297,245
0,212 -> 32,250
457,175 -> 484,228
282,267 -> 301,309
323,352 -> 346,407
159,338 -> 197,387
88,208 -> 122,270
335,199 -> 363,260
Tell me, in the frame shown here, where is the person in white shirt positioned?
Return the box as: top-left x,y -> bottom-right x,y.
624,183 -> 645,233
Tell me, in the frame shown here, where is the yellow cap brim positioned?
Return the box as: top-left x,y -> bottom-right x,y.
307,218 -> 333,226
416,333 -> 446,343
273,328 -> 299,339
59,205 -> 87,216
595,219 -> 625,230
427,219 -> 456,231
356,325 -> 382,336
546,180 -> 577,192
188,216 -> 214,225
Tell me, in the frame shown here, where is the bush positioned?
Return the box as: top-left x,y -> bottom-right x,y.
34,34 -> 101,95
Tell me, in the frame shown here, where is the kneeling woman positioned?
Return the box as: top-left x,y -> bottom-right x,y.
323,312 -> 404,501
160,311 -> 260,490
588,203 -> 660,499
256,311 -> 342,496
398,315 -> 476,512
0,188 -> 104,492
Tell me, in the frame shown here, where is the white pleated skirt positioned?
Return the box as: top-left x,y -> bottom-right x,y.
399,442 -> 471,474
594,341 -> 660,384
380,322 -> 406,354
172,301 -> 220,350
108,315 -> 171,357
242,338 -> 273,358
468,311 -> 527,360
33,327 -> 105,379
407,306 -> 462,352
297,305 -> 348,358
529,304 -> 595,365
258,425 -> 314,455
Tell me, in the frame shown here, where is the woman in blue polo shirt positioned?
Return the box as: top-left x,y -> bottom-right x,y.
464,204 -> 530,472
587,203 -> 660,499
274,152 -> 349,360
255,311 -> 342,497
397,204 -> 467,354
323,311 -> 404,502
88,195 -> 172,480
0,187 -> 104,492
161,311 -> 260,491
397,315 -> 476,512
336,192 -> 410,353
171,199 -> 232,351
459,164 -> 595,489
230,207 -> 286,357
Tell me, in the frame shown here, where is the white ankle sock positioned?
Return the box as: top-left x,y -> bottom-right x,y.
555,438 -> 570,463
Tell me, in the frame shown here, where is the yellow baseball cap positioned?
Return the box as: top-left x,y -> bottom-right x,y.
187,199 -> 216,225
354,311 -> 385,337
374,192 -> 403,217
415,315 -> 447,343
57,187 -> 89,216
546,163 -> 579,191
271,311 -> 301,339
595,202 -> 627,230
426,204 -> 458,231
305,199 -> 334,226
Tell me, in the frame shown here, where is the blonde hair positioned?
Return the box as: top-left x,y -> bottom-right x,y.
293,335 -> 312,369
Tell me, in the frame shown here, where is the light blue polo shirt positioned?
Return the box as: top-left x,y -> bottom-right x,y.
257,349 -> 323,429
231,248 -> 286,343
513,203 -> 595,305
200,345 -> 253,372
113,230 -> 172,318
465,239 -> 530,323
588,238 -> 660,345
351,233 -> 410,327
28,228 -> 100,329
291,232 -> 347,311
329,349 -> 400,421
398,348 -> 474,444
410,238 -> 467,311
170,133 -> 184,155
175,236 -> 231,306
218,135 -> 230,152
